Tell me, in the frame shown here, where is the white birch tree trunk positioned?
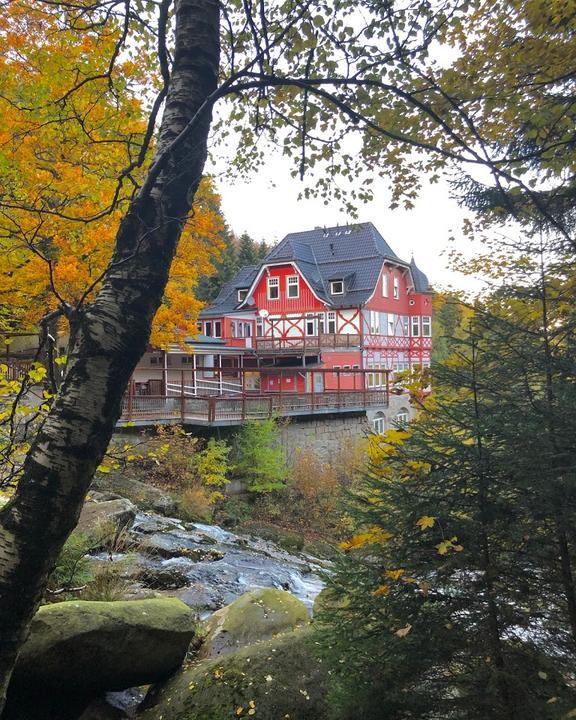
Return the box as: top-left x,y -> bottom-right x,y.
0,0 -> 220,708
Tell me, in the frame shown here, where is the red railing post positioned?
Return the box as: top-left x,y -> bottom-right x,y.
363,370 -> 367,408
311,371 -> 315,412
127,379 -> 134,421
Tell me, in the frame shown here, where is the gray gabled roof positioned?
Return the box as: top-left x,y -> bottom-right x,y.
201,265 -> 259,317
263,222 -> 405,308
201,222 -> 431,317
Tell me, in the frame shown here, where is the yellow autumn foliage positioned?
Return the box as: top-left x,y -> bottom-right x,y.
339,526 -> 393,551
0,2 -> 223,346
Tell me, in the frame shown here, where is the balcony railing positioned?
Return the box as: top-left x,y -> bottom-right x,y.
3,360 -> 35,381
254,333 -> 361,353
119,367 -> 389,426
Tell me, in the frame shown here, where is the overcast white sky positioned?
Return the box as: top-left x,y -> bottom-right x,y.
213,160 -> 481,293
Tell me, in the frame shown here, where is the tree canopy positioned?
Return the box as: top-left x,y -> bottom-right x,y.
0,4 -> 226,347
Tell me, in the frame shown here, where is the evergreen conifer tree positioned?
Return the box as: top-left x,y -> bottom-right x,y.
316,270 -> 576,718
236,231 -> 259,267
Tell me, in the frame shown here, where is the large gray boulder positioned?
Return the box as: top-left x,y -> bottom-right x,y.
5,599 -> 196,720
76,498 -> 137,540
199,587 -> 308,659
90,472 -> 176,516
140,628 -> 329,720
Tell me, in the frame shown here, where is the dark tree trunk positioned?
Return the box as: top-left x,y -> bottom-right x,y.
0,0 -> 220,709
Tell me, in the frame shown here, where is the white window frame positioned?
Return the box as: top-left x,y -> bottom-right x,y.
305,313 -> 317,336
382,274 -> 389,297
388,315 -> 395,336
402,316 -> 409,337
393,276 -> 400,299
330,280 -> 344,295
396,409 -> 409,426
204,321 -> 212,337
244,322 -> 252,337
267,276 -> 280,300
237,289 -> 248,302
373,414 -> 385,434
326,311 -> 337,334
231,321 -> 236,338
369,310 -> 379,334
422,316 -> 432,337
213,320 -> 222,338
411,316 -> 420,337
256,319 -> 263,337
287,275 -> 300,299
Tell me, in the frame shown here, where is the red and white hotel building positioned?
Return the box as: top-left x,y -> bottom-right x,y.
126,223 -> 432,430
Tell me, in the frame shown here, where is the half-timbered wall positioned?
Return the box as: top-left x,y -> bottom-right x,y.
359,261 -> 433,371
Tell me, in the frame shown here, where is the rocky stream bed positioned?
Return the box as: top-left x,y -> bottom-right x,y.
94,509 -> 328,616
4,494 -> 333,720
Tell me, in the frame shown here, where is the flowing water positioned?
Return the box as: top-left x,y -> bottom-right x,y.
98,511 -> 328,615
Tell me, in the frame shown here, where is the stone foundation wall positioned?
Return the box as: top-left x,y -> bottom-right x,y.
279,412 -> 370,461
365,393 -> 414,431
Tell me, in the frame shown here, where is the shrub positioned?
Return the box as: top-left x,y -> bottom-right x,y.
215,495 -> 253,528
140,427 -> 231,519
232,419 -> 287,492
178,486 -> 215,522
143,425 -> 199,491
81,560 -> 132,601
47,533 -> 94,593
283,448 -> 339,525
192,437 -> 230,500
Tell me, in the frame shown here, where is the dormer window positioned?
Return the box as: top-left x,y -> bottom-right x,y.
237,289 -> 248,302
330,279 -> 344,295
267,276 -> 279,300
287,275 -> 299,298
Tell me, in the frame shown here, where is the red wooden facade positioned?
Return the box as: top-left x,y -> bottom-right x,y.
199,259 -> 432,377
122,223 -> 432,425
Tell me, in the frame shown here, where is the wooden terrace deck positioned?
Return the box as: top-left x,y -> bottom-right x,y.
118,367 -> 390,427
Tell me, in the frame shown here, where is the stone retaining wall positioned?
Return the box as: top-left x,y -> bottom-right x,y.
279,412 -> 370,461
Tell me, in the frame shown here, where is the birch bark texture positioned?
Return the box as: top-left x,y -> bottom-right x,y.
0,0 -> 220,708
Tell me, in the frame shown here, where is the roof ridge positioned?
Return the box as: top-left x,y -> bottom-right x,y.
308,243 -> 329,299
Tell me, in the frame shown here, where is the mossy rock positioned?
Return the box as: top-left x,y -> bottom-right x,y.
138,533 -> 224,562
90,472 -> 176,516
76,498 -> 137,541
5,599 -> 196,720
140,627 -> 329,720
240,522 -> 305,553
199,588 -> 308,659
